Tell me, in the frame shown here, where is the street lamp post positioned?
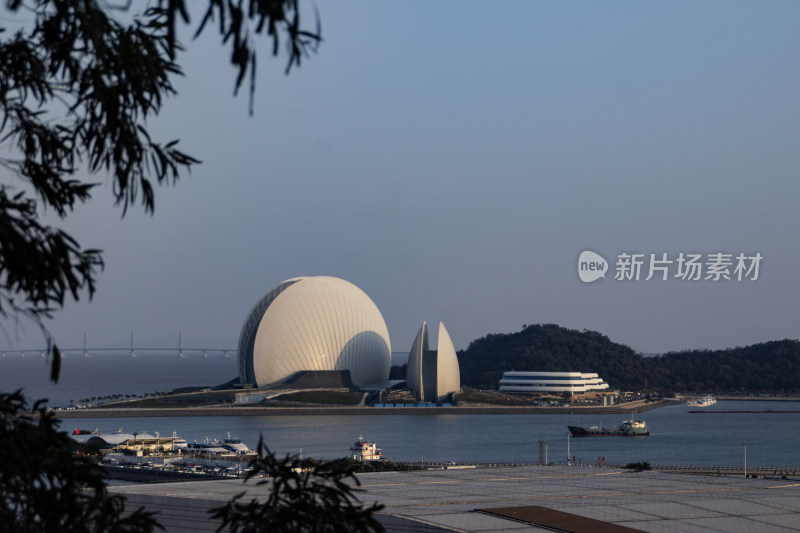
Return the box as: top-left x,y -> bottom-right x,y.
567,431 -> 570,465
743,442 -> 748,478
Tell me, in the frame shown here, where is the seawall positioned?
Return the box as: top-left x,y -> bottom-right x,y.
51,400 -> 672,418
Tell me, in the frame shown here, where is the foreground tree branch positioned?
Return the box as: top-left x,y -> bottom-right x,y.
0,4 -> 386,533
0,1 -> 321,380
210,439 -> 385,533
0,390 -> 161,531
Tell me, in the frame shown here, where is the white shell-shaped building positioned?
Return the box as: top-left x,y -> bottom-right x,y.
237,276 -> 391,387
406,322 -> 460,402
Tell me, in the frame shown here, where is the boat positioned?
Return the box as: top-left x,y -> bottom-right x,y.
172,431 -> 188,450
72,428 -> 99,435
568,418 -> 650,437
186,437 -> 230,456
349,435 -> 383,461
222,433 -> 255,455
686,395 -> 717,407
185,434 -> 255,456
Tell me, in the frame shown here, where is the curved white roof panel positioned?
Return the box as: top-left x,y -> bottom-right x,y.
238,276 -> 391,387
406,321 -> 428,398
406,321 -> 460,402
436,322 -> 460,399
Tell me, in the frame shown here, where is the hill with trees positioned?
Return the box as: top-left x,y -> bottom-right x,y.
455,324 -> 800,393
653,340 -> 800,392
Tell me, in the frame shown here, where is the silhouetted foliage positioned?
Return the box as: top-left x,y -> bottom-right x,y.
625,461 -> 651,472
0,390 -> 160,532
388,363 -> 407,380
321,457 -> 422,473
0,0 -> 320,380
209,440 -> 385,533
458,324 -> 800,392
0,3 -> 390,533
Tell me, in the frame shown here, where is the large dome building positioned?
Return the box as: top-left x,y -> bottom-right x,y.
237,276 -> 391,388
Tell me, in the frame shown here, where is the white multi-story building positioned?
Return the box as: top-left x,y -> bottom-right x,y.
498,371 -> 610,394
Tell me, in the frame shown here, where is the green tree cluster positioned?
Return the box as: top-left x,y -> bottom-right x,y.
653,340 -> 800,392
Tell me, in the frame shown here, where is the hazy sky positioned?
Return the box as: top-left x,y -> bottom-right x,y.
3,1 -> 800,355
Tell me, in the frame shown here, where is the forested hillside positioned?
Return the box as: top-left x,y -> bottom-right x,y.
653,340 -> 800,391
455,324 -> 800,392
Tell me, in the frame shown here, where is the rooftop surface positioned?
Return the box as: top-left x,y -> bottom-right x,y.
110,465 -> 800,532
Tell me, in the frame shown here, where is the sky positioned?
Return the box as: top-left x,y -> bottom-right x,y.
2,0 -> 800,355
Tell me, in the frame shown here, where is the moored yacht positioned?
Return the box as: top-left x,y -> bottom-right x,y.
222,433 -> 255,455
686,395 -> 717,407
350,435 -> 383,461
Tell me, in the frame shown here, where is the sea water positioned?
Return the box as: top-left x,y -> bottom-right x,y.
65,404 -> 800,468
0,352 -> 235,406
2,353 -> 798,468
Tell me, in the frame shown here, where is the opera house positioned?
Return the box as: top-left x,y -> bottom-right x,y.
406,322 -> 460,402
237,276 -> 461,399
237,276 -> 392,388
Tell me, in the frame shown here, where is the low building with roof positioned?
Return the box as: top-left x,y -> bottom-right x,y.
81,432 -> 183,456
498,371 -> 611,397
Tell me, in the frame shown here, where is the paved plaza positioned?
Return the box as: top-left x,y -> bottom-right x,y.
111,465 -> 800,532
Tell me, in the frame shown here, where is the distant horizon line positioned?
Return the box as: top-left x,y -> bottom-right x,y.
0,347 -> 235,354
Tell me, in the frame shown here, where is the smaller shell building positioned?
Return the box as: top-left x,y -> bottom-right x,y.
237,276 -> 391,388
406,322 -> 461,402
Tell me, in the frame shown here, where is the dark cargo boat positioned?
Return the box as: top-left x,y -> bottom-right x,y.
568,419 -> 650,437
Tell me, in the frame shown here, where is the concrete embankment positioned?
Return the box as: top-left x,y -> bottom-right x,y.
51,400 -> 673,418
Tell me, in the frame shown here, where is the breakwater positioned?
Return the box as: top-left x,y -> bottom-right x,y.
51,400 -> 672,418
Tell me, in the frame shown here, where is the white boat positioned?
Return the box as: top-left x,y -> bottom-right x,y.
172,431 -> 188,450
686,395 -> 717,407
222,433 -> 255,455
186,434 -> 254,456
350,435 -> 383,461
187,438 -> 230,456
